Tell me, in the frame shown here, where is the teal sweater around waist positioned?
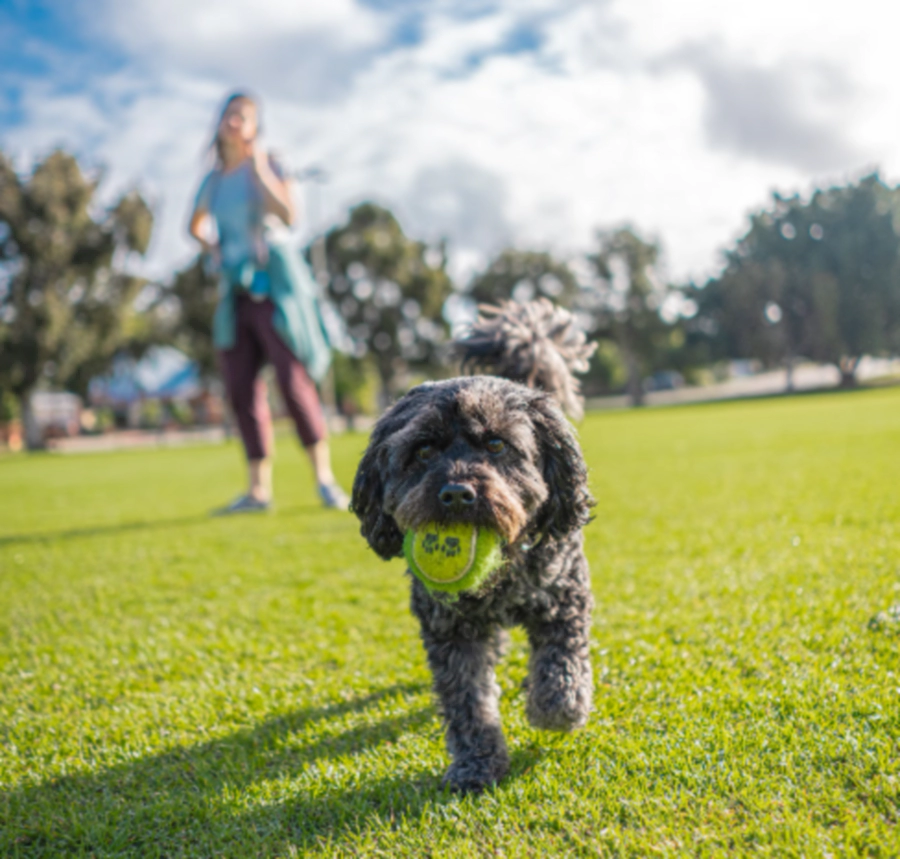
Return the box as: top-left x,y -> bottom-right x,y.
213,240 -> 332,384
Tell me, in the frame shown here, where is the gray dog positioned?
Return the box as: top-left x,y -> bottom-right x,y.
351,375 -> 595,792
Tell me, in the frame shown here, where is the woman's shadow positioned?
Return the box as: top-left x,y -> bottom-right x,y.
2,681 -> 543,856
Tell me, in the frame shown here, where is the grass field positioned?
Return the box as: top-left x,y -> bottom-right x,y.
2,388 -> 900,857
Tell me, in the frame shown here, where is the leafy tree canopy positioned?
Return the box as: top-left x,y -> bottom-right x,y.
0,149 -> 153,444
467,249 -> 579,308
324,202 -> 453,401
692,173 -> 900,384
585,227 -> 682,405
162,258 -> 219,382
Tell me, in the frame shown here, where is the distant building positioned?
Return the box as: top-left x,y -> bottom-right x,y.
30,392 -> 82,439
89,346 -> 202,407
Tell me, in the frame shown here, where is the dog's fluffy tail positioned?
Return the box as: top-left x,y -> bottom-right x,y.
454,298 -> 597,420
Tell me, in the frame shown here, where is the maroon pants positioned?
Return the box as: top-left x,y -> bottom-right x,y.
219,295 -> 327,460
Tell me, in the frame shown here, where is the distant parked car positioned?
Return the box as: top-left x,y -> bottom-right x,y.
644,371 -> 685,392
728,359 -> 762,378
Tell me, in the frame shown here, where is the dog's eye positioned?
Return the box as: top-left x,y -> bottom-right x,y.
485,438 -> 506,455
416,444 -> 437,462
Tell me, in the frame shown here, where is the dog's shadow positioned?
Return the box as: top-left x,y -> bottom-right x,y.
2,682 -> 545,855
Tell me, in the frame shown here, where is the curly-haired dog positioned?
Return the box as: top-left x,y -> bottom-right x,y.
351,376 -> 594,793
454,297 -> 597,420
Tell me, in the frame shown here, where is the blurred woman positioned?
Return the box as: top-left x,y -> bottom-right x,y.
189,92 -> 348,513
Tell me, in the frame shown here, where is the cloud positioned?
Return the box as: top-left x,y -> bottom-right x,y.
3,0 -> 900,290
88,0 -> 390,104
667,45 -> 861,172
401,159 -> 511,253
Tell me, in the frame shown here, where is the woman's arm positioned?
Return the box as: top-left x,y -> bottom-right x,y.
189,207 -> 215,252
251,145 -> 296,226
189,207 -> 221,272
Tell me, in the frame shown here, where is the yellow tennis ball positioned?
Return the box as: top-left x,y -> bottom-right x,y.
404,522 -> 505,596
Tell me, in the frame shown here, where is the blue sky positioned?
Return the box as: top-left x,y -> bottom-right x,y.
2,0 -> 898,283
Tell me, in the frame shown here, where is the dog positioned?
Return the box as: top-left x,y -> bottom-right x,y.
454,297 -> 597,420
351,374 -> 595,793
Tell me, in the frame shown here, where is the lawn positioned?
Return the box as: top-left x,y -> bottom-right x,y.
2,388 -> 900,857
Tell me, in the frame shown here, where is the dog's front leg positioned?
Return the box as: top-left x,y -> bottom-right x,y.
421,622 -> 510,793
524,574 -> 594,732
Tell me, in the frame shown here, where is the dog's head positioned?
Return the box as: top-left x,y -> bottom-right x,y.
351,377 -> 594,561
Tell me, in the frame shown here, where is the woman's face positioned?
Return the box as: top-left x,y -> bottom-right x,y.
219,99 -> 257,145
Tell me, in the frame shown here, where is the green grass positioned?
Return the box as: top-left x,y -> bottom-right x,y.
2,388 -> 900,857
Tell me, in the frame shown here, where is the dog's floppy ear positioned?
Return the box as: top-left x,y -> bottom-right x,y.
351,387 -> 438,559
530,393 -> 594,541
351,429 -> 404,560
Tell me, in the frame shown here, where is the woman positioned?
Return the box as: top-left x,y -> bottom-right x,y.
189,92 -> 348,513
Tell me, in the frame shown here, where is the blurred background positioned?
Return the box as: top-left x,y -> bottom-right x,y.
2,0 -> 900,451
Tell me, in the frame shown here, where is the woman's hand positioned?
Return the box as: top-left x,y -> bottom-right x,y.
250,142 -> 270,177
249,143 -> 295,226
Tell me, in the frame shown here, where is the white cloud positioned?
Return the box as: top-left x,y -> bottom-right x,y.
94,0 -> 387,70
3,0 -> 899,288
104,0 -> 380,44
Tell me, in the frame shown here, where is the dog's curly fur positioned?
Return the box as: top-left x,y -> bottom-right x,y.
454,298 -> 597,420
352,376 -> 595,793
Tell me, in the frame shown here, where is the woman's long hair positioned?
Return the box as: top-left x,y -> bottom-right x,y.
210,91 -> 261,168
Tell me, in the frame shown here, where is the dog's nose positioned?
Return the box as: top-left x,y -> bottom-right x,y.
439,483 -> 477,509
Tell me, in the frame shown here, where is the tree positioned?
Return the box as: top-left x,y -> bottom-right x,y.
693,174 -> 900,387
324,203 -> 453,404
684,260 -> 790,378
0,149 -> 153,447
584,227 -> 681,406
468,249 -> 579,308
163,258 -> 219,382
577,339 -> 627,398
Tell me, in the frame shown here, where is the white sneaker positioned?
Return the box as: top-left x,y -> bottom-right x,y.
318,483 -> 350,511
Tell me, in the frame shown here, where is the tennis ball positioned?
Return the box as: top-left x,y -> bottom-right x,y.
404,522 -> 505,596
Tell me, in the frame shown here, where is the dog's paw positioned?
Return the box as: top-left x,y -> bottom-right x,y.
526,695 -> 590,731
525,657 -> 592,732
441,754 -> 510,794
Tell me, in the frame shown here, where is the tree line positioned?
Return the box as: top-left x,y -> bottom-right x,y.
2,148 -> 900,447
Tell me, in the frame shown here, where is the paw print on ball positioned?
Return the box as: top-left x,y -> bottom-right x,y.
421,532 -> 462,557
443,537 -> 461,557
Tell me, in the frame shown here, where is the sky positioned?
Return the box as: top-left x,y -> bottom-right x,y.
2,0 -> 900,286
